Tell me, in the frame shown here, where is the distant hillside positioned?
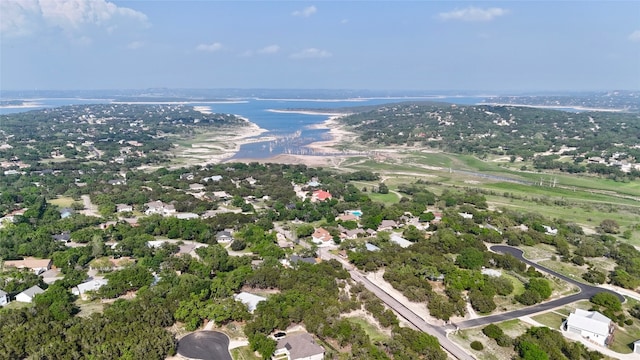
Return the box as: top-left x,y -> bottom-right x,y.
481,91 -> 639,113
339,102 -> 640,179
0,104 -> 247,168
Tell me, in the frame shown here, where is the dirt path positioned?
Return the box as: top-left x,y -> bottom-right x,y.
80,195 -> 100,217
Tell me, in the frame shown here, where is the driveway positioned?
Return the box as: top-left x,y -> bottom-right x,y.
452,245 -> 625,330
177,331 -> 231,360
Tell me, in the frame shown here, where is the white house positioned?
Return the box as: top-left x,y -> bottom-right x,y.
634,339 -> 640,354
390,234 -> 412,248
234,292 -> 267,313
543,225 -> 558,236
564,309 -> 614,347
144,201 -> 176,216
274,333 -> 325,360
116,204 -> 133,213
0,289 -> 9,306
16,285 -> 44,303
72,279 -> 108,299
311,228 -> 334,247
174,212 -> 199,220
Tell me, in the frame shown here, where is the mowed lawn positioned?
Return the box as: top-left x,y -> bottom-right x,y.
49,196 -> 77,208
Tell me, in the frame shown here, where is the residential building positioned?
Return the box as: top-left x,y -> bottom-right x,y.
633,339 -> 640,354
216,230 -> 233,243
365,243 -> 381,252
234,292 -> 267,313
564,309 -> 614,347
336,213 -> 358,222
543,225 -> 558,236
274,333 -> 325,360
311,228 -> 333,246
390,234 -> 412,248
144,201 -> 176,216
311,190 -> 332,202
52,232 -> 71,243
16,285 -> 44,303
203,175 -> 223,182
3,257 -> 52,275
0,289 -> 8,306
116,204 -> 133,213
73,279 -> 108,299
174,212 -> 199,220
377,220 -> 397,231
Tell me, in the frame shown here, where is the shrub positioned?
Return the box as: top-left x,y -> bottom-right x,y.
230,239 -> 246,251
482,324 -> 504,339
624,319 -> 633,326
496,334 -> 513,347
590,292 -> 622,312
470,341 -> 484,351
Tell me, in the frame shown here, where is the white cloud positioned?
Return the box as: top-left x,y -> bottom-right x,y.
196,42 -> 223,52
292,5 -> 317,17
1,0 -> 149,38
127,41 -> 144,49
258,45 -> 280,54
439,7 -> 508,22
629,30 -> 640,42
290,48 -> 332,59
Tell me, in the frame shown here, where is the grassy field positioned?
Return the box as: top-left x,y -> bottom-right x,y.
366,192 -> 401,204
48,196 -> 78,208
230,346 -> 261,360
531,311 -> 564,329
502,273 -> 525,296
344,316 -> 390,343
538,260 -> 588,285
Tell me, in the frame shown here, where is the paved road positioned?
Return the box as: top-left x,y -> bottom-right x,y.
319,249 -> 474,360
177,331 -> 232,360
350,270 -> 475,360
451,245 -> 625,330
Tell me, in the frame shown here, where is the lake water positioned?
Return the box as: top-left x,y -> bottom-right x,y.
0,96 -> 487,159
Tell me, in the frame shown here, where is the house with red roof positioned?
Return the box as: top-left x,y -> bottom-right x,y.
311,190 -> 332,202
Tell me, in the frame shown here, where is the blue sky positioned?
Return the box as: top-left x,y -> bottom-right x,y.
1,1 -> 639,92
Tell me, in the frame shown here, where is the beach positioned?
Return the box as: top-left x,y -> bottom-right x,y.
229,114 -> 362,167
170,117 -> 272,167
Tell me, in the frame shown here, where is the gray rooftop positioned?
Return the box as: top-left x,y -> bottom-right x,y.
20,285 -> 44,298
276,333 -> 324,359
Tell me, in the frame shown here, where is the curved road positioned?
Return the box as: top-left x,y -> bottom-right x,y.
451,245 -> 625,330
177,331 -> 232,360
324,245 -> 627,359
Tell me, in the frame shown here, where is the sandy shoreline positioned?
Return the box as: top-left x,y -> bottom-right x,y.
171,117 -> 272,167
228,114 -> 365,167
174,111 -> 363,168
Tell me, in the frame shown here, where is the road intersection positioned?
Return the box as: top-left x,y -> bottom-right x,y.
320,245 -> 627,360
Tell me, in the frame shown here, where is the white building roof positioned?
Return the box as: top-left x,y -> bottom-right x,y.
73,279 -> 108,295
365,243 -> 381,252
390,234 -> 412,248
234,292 -> 267,313
567,309 -> 611,337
